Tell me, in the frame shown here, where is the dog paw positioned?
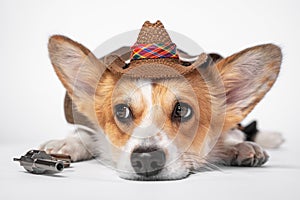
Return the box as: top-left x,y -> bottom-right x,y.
230,142 -> 269,167
39,136 -> 91,162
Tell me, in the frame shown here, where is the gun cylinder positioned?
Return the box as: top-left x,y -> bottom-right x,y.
34,159 -> 64,172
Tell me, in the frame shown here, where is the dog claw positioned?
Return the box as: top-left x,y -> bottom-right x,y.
231,142 -> 269,167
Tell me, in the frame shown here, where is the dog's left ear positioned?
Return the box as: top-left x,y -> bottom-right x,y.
216,44 -> 282,129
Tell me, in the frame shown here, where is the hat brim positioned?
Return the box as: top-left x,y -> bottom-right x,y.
105,53 -> 209,79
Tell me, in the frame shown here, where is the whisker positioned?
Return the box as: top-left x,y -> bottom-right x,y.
202,158 -> 224,172
182,152 -> 224,173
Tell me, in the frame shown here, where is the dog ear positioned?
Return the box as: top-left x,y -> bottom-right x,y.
48,35 -> 106,123
216,44 -> 282,128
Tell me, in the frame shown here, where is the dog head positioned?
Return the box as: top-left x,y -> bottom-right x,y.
48,22 -> 281,180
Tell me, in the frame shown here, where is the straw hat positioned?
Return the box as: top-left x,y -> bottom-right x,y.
103,20 -> 209,79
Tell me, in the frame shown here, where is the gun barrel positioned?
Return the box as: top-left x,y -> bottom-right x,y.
50,153 -> 71,168
34,159 -> 64,172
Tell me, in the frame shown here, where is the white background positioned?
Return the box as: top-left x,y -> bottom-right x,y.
1,0 -> 300,200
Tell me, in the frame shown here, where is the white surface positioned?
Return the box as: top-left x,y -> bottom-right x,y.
1,0 -> 300,200
2,141 -> 300,200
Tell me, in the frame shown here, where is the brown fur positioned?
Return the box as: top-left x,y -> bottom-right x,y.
216,44 -> 281,131
47,35 -> 282,173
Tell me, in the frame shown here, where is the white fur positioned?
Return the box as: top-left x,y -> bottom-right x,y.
223,129 -> 245,146
132,79 -> 155,137
254,130 -> 284,149
137,79 -> 152,111
39,126 -> 97,161
117,131 -> 189,180
40,125 -> 114,167
222,128 -> 284,149
116,80 -> 189,180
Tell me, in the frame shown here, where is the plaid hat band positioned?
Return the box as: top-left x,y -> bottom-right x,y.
130,43 -> 179,60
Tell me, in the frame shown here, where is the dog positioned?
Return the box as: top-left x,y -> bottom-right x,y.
40,20 -> 284,180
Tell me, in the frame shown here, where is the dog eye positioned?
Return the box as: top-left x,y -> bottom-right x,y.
114,104 -> 133,123
172,102 -> 193,122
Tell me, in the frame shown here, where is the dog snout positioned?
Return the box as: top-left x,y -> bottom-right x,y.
130,147 -> 166,177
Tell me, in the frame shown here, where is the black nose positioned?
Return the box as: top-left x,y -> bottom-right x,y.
130,147 -> 166,177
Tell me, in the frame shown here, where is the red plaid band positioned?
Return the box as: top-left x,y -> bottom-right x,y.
130,43 -> 179,60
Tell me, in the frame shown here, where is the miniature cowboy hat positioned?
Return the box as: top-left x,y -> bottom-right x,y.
102,20 -> 214,79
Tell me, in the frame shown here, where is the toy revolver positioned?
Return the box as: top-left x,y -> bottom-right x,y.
14,150 -> 71,174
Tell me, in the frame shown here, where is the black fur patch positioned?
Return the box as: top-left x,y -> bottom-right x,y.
240,121 -> 259,141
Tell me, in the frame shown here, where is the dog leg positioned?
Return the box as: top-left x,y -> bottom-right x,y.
209,129 -> 269,167
254,130 -> 284,149
227,141 -> 269,166
39,127 -> 96,162
239,121 -> 284,149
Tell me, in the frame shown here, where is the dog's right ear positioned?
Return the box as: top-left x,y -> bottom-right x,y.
48,35 -> 106,122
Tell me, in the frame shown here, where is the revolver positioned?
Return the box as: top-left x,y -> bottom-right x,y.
14,150 -> 71,174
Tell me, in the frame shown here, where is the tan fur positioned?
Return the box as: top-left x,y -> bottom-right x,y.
90,72 -> 212,155
48,35 -> 107,124
46,35 -> 282,178
216,44 -> 281,131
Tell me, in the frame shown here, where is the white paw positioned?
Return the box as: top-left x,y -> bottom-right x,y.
254,131 -> 285,149
231,142 -> 269,167
39,136 -> 92,161
224,129 -> 246,146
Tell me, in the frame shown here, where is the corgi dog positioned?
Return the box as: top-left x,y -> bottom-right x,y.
40,21 -> 283,180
